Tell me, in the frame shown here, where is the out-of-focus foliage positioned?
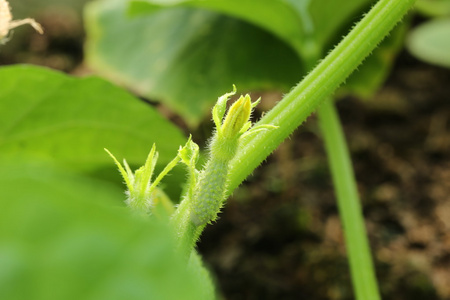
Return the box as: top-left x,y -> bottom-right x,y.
85,0 -> 407,127
0,65 -> 186,171
128,0 -> 305,54
0,158 -> 204,300
128,0 -> 374,58
85,0 -> 302,127
407,18 -> 450,68
406,0 -> 450,69
0,65 -> 208,299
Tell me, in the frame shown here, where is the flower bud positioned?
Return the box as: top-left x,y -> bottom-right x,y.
221,94 -> 252,139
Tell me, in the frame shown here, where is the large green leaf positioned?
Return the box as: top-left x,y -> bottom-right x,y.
128,0 -> 406,98
129,0 -> 306,52
0,159 -> 206,300
406,18 -> 450,68
84,0 -> 302,127
0,158 -> 123,205
129,0 -> 375,55
0,65 -> 213,298
0,65 -> 186,171
86,0 -> 402,128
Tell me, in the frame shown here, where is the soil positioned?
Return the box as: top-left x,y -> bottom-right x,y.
2,8 -> 450,300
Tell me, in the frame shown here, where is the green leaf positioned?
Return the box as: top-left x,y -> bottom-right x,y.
129,0 -> 306,52
305,0 -> 376,47
86,0 -> 398,128
0,158 -> 124,206
128,0 -> 405,99
0,65 -> 186,171
406,18 -> 450,68
129,0 -> 375,55
415,0 -> 450,17
84,0 -> 302,127
0,159 -> 206,300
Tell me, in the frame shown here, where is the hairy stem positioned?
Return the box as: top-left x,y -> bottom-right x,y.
227,0 -> 416,192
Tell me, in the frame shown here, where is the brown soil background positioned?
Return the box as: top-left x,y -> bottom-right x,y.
2,6 -> 450,300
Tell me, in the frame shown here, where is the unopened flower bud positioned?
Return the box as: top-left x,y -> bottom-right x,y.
221,94 -> 252,139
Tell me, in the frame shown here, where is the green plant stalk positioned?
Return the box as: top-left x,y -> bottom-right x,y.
300,38 -> 380,297
300,26 -> 380,300
317,99 -> 380,300
173,93 -> 260,257
227,0 -> 416,193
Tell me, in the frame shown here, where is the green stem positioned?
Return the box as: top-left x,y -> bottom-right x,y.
171,196 -> 206,259
318,99 -> 380,300
301,33 -> 381,297
301,29 -> 380,300
227,0 -> 416,192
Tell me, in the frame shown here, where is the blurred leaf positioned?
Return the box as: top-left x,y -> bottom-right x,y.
86,0 -> 401,128
305,0 -> 375,47
0,158 -> 123,206
415,0 -> 450,17
340,21 -> 409,98
0,158 -> 206,300
0,65 -> 213,299
85,0 -> 302,127
129,0 -> 375,55
406,18 -> 450,68
128,0 -> 406,100
0,65 -> 186,171
129,0 -> 305,52
133,0 -> 409,100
